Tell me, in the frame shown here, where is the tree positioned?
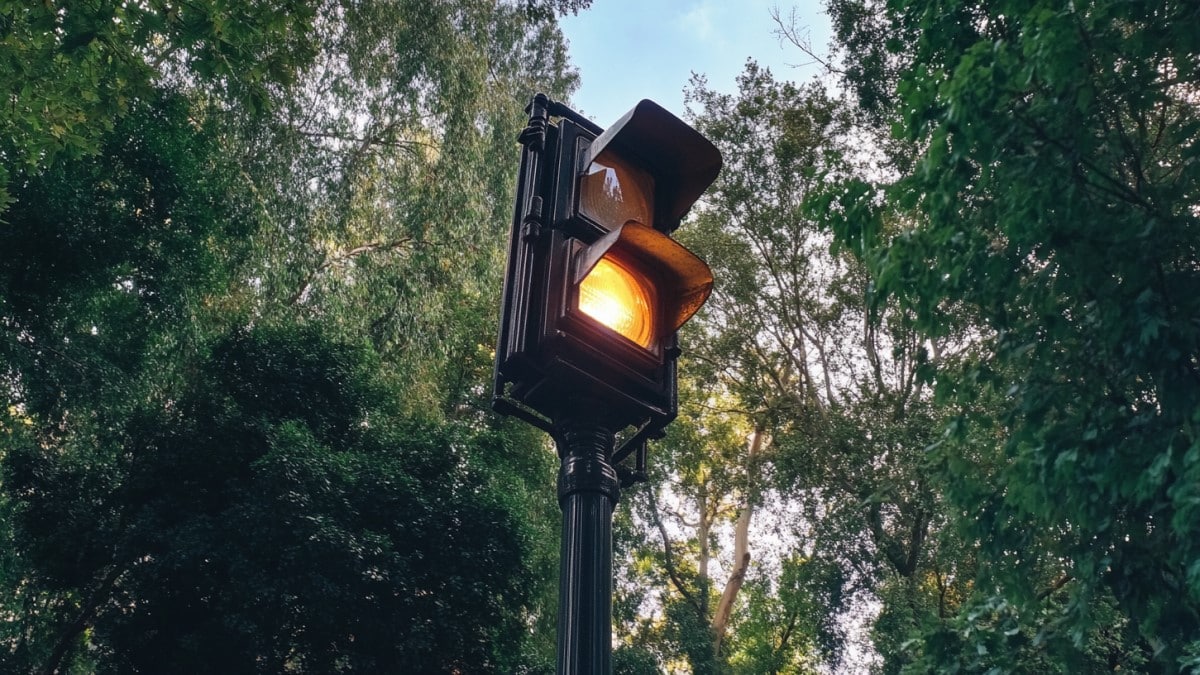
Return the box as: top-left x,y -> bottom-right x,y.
5,323 -> 557,672
0,90 -> 252,417
606,64 -> 859,672
0,87 -> 265,673
1,0 -> 581,670
0,0 -> 320,215
820,0 -> 1200,669
610,61 -> 966,672
230,0 -> 578,417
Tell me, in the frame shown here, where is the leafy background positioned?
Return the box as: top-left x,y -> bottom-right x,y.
1,0 -> 1197,672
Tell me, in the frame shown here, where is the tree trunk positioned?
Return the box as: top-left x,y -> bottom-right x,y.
711,425 -> 766,657
697,480 -> 711,616
41,565 -> 123,675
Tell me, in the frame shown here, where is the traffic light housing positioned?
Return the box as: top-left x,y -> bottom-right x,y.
493,95 -> 720,473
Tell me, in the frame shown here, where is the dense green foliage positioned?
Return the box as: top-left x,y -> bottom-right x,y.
0,0 -> 319,212
5,0 -> 1197,672
1,1 -> 575,672
6,325 -> 551,672
815,0 -> 1200,670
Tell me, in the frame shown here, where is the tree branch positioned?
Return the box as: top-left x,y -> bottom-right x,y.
1036,574 -> 1073,601
647,487 -> 706,619
770,7 -> 845,75
289,238 -> 414,305
40,565 -> 124,675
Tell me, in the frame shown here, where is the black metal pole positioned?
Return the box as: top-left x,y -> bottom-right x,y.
554,402 -> 619,675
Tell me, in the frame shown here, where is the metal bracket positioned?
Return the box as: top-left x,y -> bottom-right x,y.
491,395 -> 555,434
518,93 -> 550,151
615,440 -> 649,488
521,195 -> 543,241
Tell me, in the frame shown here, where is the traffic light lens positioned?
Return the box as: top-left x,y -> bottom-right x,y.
579,151 -> 655,230
577,257 -> 654,348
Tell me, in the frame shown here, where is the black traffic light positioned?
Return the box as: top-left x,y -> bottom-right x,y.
493,95 -> 720,472
492,95 -> 721,674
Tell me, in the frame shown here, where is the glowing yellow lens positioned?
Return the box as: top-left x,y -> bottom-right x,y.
577,257 -> 654,348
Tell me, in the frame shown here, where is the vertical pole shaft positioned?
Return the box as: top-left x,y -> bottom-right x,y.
555,406 -> 619,675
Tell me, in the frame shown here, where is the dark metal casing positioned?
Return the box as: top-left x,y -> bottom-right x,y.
492,96 -> 720,449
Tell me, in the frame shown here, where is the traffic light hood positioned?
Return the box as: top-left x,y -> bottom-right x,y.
585,100 -> 722,229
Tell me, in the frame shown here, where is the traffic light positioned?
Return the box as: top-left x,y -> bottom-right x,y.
492,95 -> 721,474
492,95 -> 722,674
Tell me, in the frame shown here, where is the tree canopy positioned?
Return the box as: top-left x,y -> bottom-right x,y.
3,0 -> 1197,672
813,0 -> 1200,670
1,1 -> 575,672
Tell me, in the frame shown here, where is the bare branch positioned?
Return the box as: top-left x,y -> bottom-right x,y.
647,487 -> 706,619
770,7 -> 844,75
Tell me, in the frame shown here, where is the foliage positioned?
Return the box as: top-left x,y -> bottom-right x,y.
232,0 -> 578,417
899,589 -> 1150,673
1,0 -> 577,671
607,60 -> 958,673
821,0 -> 1200,669
683,60 -> 965,672
724,557 -> 825,675
0,0 -> 319,215
0,91 -> 253,419
6,324 -> 553,672
613,643 -> 661,675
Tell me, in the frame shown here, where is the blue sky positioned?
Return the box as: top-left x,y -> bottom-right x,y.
559,0 -> 831,126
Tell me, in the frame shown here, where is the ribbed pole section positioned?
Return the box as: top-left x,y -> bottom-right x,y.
554,405 -> 619,675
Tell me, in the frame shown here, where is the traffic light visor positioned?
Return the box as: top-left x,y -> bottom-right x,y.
585,100 -> 721,227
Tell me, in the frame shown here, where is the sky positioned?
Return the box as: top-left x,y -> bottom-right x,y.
558,0 -> 832,127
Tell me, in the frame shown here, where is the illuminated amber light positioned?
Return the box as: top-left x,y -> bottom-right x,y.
577,257 -> 654,348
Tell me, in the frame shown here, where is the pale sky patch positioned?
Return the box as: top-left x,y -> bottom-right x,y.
560,0 -> 831,126
679,3 -> 716,42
